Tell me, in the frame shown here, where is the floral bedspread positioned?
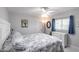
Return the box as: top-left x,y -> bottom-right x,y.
2,33 -> 64,52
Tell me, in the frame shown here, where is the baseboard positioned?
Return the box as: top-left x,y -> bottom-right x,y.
71,45 -> 79,50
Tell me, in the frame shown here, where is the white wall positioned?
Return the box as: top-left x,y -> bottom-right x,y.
8,12 -> 42,35
0,7 -> 9,50
0,7 -> 9,21
51,8 -> 79,47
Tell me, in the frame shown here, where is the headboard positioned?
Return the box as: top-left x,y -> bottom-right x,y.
0,18 -> 10,50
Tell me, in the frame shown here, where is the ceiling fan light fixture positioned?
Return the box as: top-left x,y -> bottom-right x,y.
41,14 -> 48,17
41,7 -> 55,14
41,8 -> 46,12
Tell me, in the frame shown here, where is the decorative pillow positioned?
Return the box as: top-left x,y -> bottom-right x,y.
13,42 -> 26,51
11,31 -> 26,51
12,31 -> 24,44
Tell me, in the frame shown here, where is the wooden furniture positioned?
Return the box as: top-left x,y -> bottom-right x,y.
52,32 -> 69,48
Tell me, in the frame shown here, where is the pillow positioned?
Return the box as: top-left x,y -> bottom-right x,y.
13,42 -> 26,51
12,31 -> 24,45
11,31 -> 26,51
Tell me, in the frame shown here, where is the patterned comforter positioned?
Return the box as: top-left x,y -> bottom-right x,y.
2,33 -> 64,52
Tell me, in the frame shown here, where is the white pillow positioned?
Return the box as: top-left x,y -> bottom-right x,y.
12,31 -> 24,45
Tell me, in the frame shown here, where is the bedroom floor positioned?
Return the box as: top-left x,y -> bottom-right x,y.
64,46 -> 79,52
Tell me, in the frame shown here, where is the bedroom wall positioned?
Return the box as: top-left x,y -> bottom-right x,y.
50,8 -> 79,48
0,7 -> 9,50
0,7 -> 9,21
8,12 -> 43,35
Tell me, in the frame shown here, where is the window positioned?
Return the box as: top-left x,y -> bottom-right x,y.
55,18 -> 69,31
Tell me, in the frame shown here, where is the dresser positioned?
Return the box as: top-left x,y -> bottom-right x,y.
52,32 -> 69,48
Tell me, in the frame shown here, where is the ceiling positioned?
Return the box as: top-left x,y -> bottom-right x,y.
7,7 -> 78,17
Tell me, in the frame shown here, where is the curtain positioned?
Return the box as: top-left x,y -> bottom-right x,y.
52,18 -> 56,31
68,15 -> 75,34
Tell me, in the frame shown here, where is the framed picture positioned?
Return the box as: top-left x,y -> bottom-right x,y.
21,19 -> 28,28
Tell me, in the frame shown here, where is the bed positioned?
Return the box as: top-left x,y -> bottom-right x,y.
0,18 -> 64,52
2,31 -> 64,52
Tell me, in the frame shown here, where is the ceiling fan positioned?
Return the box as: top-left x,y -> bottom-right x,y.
41,7 -> 55,14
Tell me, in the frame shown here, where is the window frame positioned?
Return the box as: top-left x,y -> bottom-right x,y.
55,17 -> 70,32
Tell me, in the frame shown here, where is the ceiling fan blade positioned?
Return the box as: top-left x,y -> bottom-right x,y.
46,11 -> 55,14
